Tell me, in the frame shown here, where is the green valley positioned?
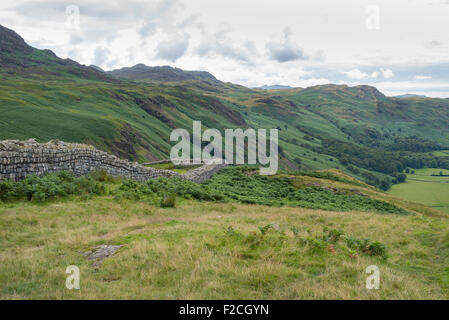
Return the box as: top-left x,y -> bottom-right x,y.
389,168 -> 449,214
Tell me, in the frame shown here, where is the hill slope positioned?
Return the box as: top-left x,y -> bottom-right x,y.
1,167 -> 448,299
1,24 -> 449,192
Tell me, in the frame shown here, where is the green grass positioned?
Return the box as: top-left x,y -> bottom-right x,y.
1,192 -> 449,299
145,162 -> 201,174
432,150 -> 449,157
389,168 -> 449,213
0,169 -> 448,299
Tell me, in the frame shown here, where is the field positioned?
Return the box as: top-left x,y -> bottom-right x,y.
1,169 -> 449,299
389,168 -> 449,214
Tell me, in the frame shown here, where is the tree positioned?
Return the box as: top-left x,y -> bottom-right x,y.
396,173 -> 407,183
380,179 -> 391,191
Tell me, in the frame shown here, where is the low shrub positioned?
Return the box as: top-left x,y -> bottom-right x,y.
300,227 -> 388,259
112,166 -> 409,215
159,193 -> 176,208
342,235 -> 388,259
0,171 -> 105,202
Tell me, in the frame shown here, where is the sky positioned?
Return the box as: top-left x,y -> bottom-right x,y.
1,0 -> 449,97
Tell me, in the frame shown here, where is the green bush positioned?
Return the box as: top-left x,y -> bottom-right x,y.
159,193 -> 176,208
0,172 -> 105,202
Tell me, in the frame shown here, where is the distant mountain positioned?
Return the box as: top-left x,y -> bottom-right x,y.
256,85 -> 294,90
107,64 -> 217,82
393,94 -> 428,99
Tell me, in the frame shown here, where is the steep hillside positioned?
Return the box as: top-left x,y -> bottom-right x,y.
0,25 -> 109,82
0,25 -> 246,162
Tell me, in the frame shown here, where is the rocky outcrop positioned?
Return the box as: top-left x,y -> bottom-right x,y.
0,139 -> 226,183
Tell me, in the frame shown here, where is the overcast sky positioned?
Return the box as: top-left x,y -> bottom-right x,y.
1,0 -> 449,97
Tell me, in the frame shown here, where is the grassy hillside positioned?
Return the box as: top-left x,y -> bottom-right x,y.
2,24 -> 449,193
1,168 -> 448,299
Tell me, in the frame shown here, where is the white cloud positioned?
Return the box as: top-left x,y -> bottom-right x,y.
375,81 -> 449,98
380,68 -> 394,79
413,75 -> 432,80
344,69 -> 369,80
344,68 -> 392,80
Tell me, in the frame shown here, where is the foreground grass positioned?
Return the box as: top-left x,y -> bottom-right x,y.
1,194 -> 449,299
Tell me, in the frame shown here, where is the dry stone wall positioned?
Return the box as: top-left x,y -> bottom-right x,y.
0,139 -> 226,183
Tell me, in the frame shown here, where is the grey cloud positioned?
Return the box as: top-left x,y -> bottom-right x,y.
69,34 -> 83,45
12,1 -> 68,20
177,13 -> 204,32
195,30 -> 257,63
92,46 -> 111,66
266,27 -> 306,62
139,22 -> 157,38
155,34 -> 190,62
267,43 -> 305,62
13,0 -> 181,41
196,41 -> 250,63
14,0 -> 180,22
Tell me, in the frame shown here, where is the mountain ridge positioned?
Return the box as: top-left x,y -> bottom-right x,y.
107,64 -> 218,82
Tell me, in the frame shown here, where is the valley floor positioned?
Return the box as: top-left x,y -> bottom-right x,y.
389,168 -> 449,214
1,196 -> 449,299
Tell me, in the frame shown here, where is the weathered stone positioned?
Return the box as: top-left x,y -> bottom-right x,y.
82,245 -> 122,267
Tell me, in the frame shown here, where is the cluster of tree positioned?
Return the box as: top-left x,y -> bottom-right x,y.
319,139 -> 449,175
387,136 -> 443,152
316,139 -> 449,189
345,166 -> 390,191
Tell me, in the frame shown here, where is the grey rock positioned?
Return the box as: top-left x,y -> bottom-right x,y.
83,245 -> 122,267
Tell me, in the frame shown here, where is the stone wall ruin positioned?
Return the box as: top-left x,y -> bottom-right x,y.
0,139 -> 226,183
